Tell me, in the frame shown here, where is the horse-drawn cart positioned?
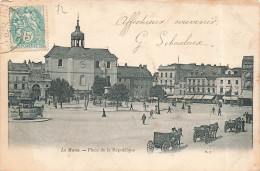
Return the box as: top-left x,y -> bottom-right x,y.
147,129 -> 182,153
193,123 -> 218,144
224,117 -> 242,133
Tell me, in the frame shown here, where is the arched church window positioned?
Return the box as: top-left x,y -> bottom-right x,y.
58,59 -> 63,67
228,71 -> 231,75
80,75 -> 86,86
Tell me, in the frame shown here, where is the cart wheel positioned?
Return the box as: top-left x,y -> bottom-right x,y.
147,140 -> 154,153
162,142 -> 170,152
193,133 -> 197,142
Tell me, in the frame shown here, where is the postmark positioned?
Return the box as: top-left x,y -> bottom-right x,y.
9,5 -> 45,50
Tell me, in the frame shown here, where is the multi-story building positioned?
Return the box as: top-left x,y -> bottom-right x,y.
44,17 -> 118,97
152,72 -> 159,86
241,56 -> 253,90
8,60 -> 52,102
158,63 -> 227,96
8,60 -> 31,103
117,64 -> 153,100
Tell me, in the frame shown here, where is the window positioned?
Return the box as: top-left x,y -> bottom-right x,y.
15,76 -> 19,82
213,88 -> 215,93
170,87 -> 172,92
22,76 -> 26,81
198,79 -> 200,85
180,90 -> 182,94
161,73 -> 163,77
202,80 -> 205,85
107,61 -> 111,68
160,80 -> 162,84
193,79 -> 195,85
96,61 -> 100,68
165,80 -> 167,85
170,80 -> 172,86
184,90 -> 186,95
193,87 -> 195,92
212,80 -> 215,85
170,73 -> 172,78
208,80 -> 210,85
202,87 -> 205,93
189,87 -> 191,91
191,72 -> 193,76
208,88 -> 210,92
220,87 -> 223,93
220,80 -> 223,84
107,76 -> 110,84
197,87 -> 200,92
228,80 -> 231,84
184,84 -> 186,88
22,84 -> 25,89
58,59 -> 63,67
119,78 -> 121,82
236,80 -> 238,84
165,73 -> 167,77
14,84 -> 17,89
180,84 -> 182,88
80,75 -> 86,86
189,79 -> 191,85
228,71 -> 231,75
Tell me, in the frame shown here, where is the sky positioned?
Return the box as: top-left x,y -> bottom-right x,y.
1,1 -> 259,74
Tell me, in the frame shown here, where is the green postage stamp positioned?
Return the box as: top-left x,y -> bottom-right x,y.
9,5 -> 45,49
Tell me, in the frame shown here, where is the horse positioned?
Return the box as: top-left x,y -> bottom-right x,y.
209,122 -> 219,138
170,128 -> 183,149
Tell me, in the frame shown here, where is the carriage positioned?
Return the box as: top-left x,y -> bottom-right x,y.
224,117 -> 242,133
193,123 -> 218,144
147,129 -> 182,153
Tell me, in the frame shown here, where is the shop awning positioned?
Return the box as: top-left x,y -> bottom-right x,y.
176,95 -> 184,99
167,95 -> 184,99
239,90 -> 252,99
183,95 -> 194,100
223,96 -> 238,100
192,95 -> 204,100
202,95 -> 215,100
167,95 -> 176,99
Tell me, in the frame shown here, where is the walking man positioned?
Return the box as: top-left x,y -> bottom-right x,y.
212,107 -> 215,114
149,110 -> 154,119
102,108 -> 106,117
181,103 -> 185,110
188,105 -> 191,113
167,106 -> 171,113
142,114 -> 146,125
218,107 -> 221,116
241,118 -> 245,132
130,103 -> 133,110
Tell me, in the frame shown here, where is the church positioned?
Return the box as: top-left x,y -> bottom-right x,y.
44,16 -> 118,96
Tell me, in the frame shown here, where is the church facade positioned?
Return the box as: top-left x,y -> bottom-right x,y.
44,16 -> 118,96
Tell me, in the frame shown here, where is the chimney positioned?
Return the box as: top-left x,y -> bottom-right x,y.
125,63 -> 127,67
24,60 -> 26,64
139,64 -> 142,68
143,65 -> 147,69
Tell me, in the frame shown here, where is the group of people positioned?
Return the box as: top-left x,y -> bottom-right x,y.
212,107 -> 222,116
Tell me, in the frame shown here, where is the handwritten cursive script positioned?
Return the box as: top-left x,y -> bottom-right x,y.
116,12 -> 165,36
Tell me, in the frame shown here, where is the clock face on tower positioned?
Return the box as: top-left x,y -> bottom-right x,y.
80,61 -> 87,68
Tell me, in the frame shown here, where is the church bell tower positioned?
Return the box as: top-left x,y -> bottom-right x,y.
71,14 -> 84,47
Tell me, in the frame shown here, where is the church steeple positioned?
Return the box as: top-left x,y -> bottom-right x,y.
71,14 -> 84,47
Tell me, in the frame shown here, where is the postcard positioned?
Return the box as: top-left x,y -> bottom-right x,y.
0,0 -> 259,170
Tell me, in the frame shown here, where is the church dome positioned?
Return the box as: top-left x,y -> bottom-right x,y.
71,14 -> 84,47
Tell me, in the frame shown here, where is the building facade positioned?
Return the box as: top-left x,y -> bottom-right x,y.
44,17 -> 118,96
117,64 -> 153,100
241,56 -> 253,90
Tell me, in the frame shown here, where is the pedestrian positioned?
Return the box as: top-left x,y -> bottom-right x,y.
181,103 -> 185,110
48,100 -> 50,106
212,107 -> 215,114
243,112 -> 248,123
188,105 -> 191,113
130,103 -> 133,110
241,118 -> 245,132
218,107 -> 221,116
149,110 -> 154,119
102,108 -> 106,117
142,114 -> 146,125
167,106 -> 171,113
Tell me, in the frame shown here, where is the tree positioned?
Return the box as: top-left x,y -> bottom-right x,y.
48,78 -> 74,108
149,85 -> 166,114
107,84 -> 129,110
92,77 -> 111,96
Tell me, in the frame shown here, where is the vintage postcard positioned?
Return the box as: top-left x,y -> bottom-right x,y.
0,0 -> 259,170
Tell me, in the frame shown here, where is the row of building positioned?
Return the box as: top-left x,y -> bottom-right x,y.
8,16 -> 253,105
